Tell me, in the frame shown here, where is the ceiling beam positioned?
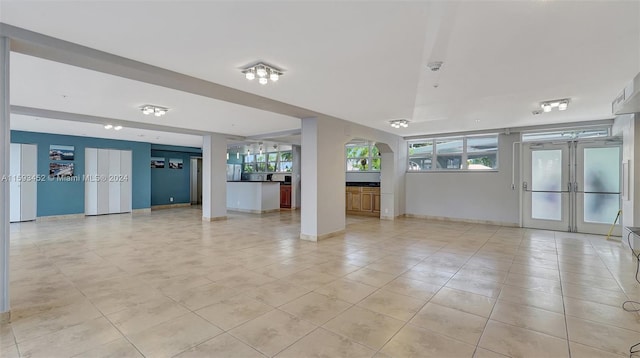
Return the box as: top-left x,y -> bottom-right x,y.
11,105 -> 244,140
0,23 -> 329,121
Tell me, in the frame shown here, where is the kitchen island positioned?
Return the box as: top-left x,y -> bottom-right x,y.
227,181 -> 280,213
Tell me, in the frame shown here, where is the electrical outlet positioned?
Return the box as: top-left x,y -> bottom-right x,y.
170,197 -> 174,202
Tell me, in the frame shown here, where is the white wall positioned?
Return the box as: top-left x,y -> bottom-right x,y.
346,172 -> 381,182
405,133 -> 519,225
613,114 -> 640,248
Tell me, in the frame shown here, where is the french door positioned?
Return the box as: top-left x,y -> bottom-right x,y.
522,140 -> 621,235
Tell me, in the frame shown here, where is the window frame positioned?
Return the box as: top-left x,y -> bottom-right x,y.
407,134 -> 499,172
345,142 -> 381,172
242,150 -> 293,174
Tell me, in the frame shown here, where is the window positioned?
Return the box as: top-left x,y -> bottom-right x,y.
466,136 -> 498,170
346,141 -> 380,172
267,153 -> 278,172
279,151 -> 292,172
243,154 -> 255,172
407,135 -> 499,171
256,153 -> 267,172
409,141 -> 433,170
243,150 -> 293,173
436,138 -> 463,169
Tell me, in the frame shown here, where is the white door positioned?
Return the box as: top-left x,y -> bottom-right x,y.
85,148 -> 98,215
108,149 -> 121,213
575,141 -> 621,235
522,140 -> 621,234
10,143 -> 37,222
120,150 -> 132,213
97,149 -> 110,215
522,142 -> 571,231
20,144 -> 38,221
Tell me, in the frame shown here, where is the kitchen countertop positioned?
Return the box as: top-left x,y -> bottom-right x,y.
346,182 -> 380,187
227,181 -> 281,183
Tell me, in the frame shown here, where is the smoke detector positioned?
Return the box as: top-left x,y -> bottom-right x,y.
427,61 -> 443,72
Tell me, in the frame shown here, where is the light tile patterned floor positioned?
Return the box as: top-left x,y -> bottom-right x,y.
2,207 -> 640,357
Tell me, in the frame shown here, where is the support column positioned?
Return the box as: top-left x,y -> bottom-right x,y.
0,36 -> 11,323
202,133 -> 227,221
300,117 -> 346,241
380,151 -> 396,220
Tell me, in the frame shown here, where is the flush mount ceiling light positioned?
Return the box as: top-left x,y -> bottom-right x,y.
140,105 -> 169,117
104,124 -> 123,131
389,119 -> 410,129
241,62 -> 283,85
540,98 -> 570,113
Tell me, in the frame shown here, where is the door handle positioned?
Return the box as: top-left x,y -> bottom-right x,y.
523,182 -> 528,191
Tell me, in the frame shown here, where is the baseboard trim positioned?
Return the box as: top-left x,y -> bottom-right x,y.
36,213 -> 85,222
0,311 -> 10,324
132,208 -> 152,215
300,229 -> 346,242
227,208 -> 281,214
151,203 -> 191,210
404,213 -> 518,227
203,216 -> 227,222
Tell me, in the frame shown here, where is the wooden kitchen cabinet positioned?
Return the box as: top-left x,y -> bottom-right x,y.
346,186 -> 380,216
373,192 -> 381,213
280,184 -> 292,208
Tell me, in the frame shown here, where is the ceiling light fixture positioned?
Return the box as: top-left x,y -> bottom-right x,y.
389,119 -> 410,129
114,125 -> 123,131
140,105 -> 169,117
241,62 -> 283,85
540,98 -> 570,113
104,124 -> 123,130
104,124 -> 113,129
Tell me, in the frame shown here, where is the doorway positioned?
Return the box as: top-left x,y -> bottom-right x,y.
522,139 -> 621,235
190,157 -> 202,205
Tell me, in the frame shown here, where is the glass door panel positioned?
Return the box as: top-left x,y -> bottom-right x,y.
576,142 -> 621,235
522,143 -> 570,231
531,149 -> 563,221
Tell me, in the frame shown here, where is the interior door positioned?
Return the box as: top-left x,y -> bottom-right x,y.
575,141 -> 621,235
522,142 -> 571,231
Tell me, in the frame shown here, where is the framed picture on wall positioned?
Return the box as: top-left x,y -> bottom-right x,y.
151,157 -> 165,168
49,145 -> 75,161
169,158 -> 183,169
49,162 -> 74,177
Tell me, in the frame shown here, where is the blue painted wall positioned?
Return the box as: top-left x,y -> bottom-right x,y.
150,146 -> 201,205
11,131 -> 152,217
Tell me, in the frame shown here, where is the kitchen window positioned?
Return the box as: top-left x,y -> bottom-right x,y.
346,141 -> 380,172
243,150 -> 293,173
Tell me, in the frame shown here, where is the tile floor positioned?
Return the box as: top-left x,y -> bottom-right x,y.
2,207 -> 640,357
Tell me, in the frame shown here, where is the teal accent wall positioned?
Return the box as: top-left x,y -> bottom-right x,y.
227,153 -> 242,165
150,147 -> 201,205
11,131 -> 152,217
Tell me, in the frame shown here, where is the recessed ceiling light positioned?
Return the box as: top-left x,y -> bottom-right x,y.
104,124 -> 113,129
114,126 -> 123,131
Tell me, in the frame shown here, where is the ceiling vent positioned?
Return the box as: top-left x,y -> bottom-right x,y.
427,61 -> 443,72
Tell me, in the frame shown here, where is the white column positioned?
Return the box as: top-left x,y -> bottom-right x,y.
0,36 -> 11,323
380,151 -> 396,219
292,145 -> 301,209
202,133 -> 227,221
300,117 -> 346,241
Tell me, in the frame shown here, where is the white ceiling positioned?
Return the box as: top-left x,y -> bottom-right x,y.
1,1 -> 639,145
